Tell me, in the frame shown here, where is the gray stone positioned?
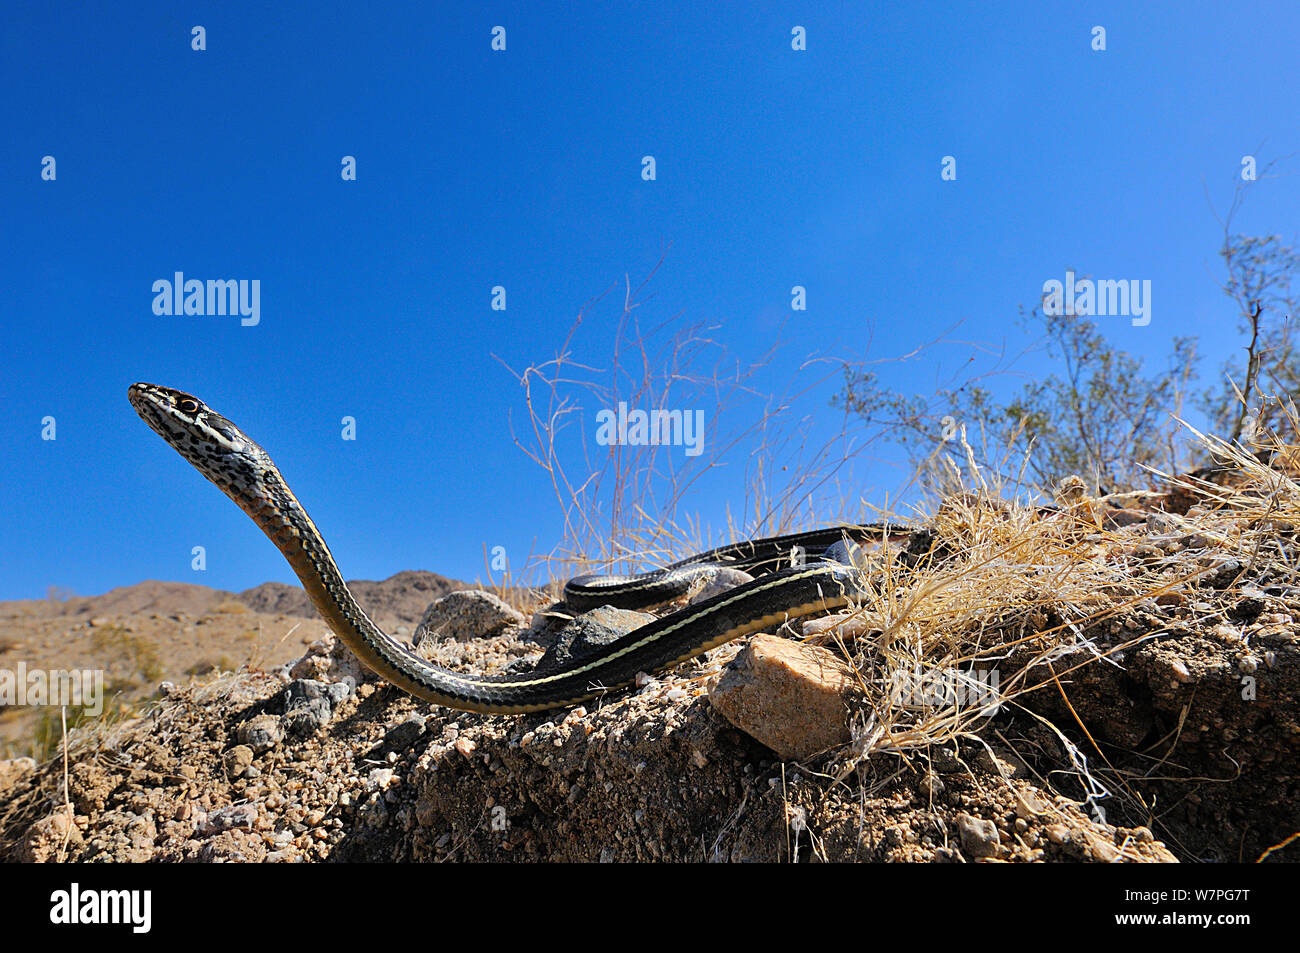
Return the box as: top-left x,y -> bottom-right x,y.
383,716 -> 427,752
236,714 -> 285,754
271,677 -> 354,739
283,699 -> 332,739
413,589 -> 525,647
279,678 -> 327,707
326,677 -> 356,706
200,804 -> 258,835
538,606 -> 655,670
956,813 -> 1001,858
198,800 -> 257,832
688,567 -> 756,603
1146,512 -> 1180,534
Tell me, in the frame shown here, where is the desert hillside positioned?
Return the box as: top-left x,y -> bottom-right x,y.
0,571 -> 466,758
2,467 -> 1296,863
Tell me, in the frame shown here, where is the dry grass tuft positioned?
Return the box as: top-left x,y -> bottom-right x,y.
792,408 -> 1300,843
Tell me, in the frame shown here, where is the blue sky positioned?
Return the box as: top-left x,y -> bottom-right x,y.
3,2 -> 1298,600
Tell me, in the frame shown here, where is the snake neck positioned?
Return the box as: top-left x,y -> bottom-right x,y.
238,468 -> 418,688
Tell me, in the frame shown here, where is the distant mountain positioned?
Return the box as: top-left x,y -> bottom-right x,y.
238,570 -> 466,625
5,571 -> 468,627
2,580 -> 234,622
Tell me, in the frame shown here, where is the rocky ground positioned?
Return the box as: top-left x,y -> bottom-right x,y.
0,634 -> 1179,863
1,469 -> 1297,863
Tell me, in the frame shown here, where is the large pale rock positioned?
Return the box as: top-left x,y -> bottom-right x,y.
413,589 -> 525,646
708,634 -> 857,761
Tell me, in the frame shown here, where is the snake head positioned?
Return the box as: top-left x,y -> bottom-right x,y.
129,383 -> 268,496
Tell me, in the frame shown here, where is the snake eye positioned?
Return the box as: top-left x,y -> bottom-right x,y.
178,398 -> 200,415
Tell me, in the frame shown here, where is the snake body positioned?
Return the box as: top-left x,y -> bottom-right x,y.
563,525 -> 911,611
129,383 -> 909,714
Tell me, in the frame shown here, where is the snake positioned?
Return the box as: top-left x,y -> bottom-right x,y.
129,382 -> 916,714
